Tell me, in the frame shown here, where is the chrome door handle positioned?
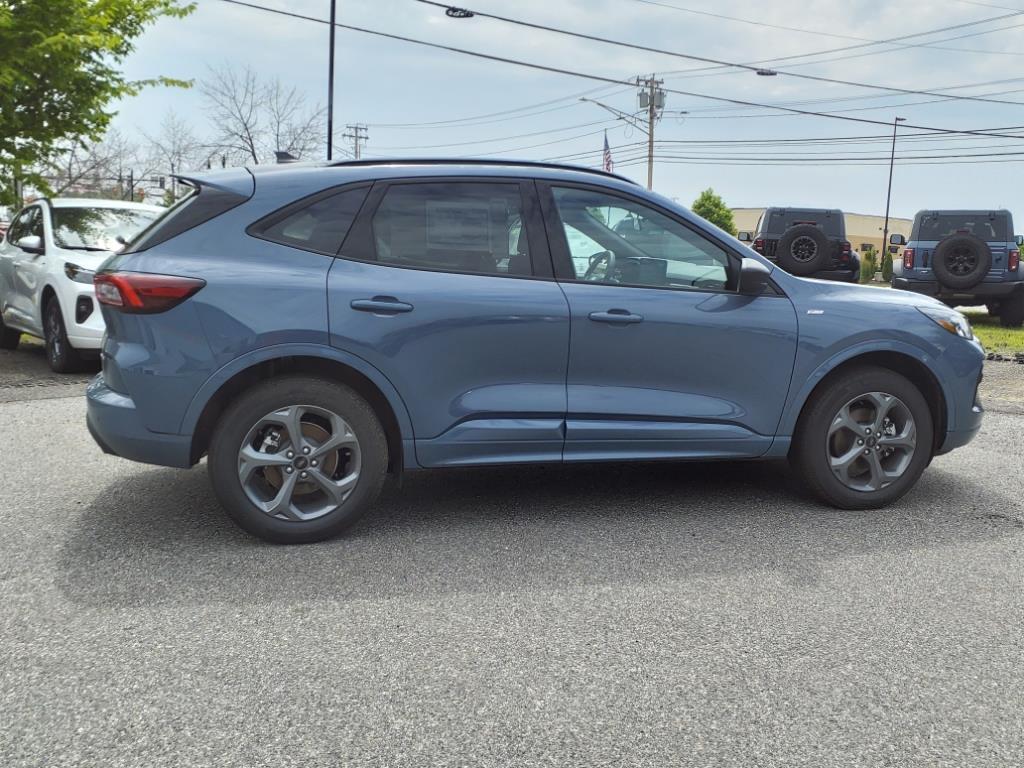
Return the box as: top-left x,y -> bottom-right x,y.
350,297 -> 414,314
588,309 -> 643,324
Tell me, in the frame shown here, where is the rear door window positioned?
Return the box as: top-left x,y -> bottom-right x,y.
766,210 -> 843,237
255,186 -> 369,255
369,182 -> 533,276
913,214 -> 1009,241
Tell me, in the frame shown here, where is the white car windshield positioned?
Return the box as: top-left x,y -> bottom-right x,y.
51,207 -> 159,251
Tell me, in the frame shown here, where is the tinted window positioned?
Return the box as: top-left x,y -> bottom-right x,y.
6,207 -> 32,244
552,187 -> 732,291
912,213 -> 1009,241
51,206 -> 157,251
259,186 -> 369,255
765,209 -> 843,237
371,182 -> 532,276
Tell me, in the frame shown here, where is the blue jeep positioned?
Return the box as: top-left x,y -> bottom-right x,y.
892,209 -> 1024,327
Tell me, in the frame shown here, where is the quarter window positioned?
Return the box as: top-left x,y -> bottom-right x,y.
370,182 -> 532,276
257,186 -> 369,255
552,187 -> 732,291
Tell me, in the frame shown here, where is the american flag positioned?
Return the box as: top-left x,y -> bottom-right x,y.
602,131 -> 614,172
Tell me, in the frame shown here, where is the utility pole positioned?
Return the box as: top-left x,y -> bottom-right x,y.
327,0 -> 337,161
343,124 -> 368,160
881,116 -> 906,255
638,75 -> 664,190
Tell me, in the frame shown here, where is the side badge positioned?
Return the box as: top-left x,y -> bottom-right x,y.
806,309 -> 825,315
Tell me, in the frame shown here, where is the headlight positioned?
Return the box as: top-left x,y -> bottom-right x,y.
64,262 -> 95,284
917,306 -> 973,339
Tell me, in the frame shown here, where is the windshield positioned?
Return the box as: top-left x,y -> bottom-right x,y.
912,213 -> 1009,242
51,206 -> 160,251
765,209 -> 843,237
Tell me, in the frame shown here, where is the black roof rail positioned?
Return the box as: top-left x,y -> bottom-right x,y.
324,157 -> 640,186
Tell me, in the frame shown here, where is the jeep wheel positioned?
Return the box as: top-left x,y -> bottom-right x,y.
932,233 -> 991,290
775,224 -> 831,276
791,366 -> 933,509
207,376 -> 389,544
999,293 -> 1024,328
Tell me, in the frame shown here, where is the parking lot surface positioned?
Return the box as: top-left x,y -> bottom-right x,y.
2,343 -> 1023,767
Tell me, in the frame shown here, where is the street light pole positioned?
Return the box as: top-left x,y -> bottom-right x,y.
882,116 -> 906,255
327,0 -> 337,161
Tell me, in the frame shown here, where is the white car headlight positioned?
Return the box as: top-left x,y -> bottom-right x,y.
917,306 -> 973,339
64,262 -> 95,284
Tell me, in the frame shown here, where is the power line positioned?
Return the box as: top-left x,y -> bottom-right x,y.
629,0 -> 1024,58
372,117 -> 617,150
214,0 -> 1024,141
415,1 -> 1024,107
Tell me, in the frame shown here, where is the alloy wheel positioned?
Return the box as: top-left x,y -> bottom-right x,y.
947,246 -> 978,277
237,404 -> 362,521
791,235 -> 818,262
826,391 -> 917,493
46,304 -> 63,364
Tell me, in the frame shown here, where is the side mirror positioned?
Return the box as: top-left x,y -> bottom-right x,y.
889,233 -> 906,246
737,231 -> 752,243
15,235 -> 43,254
739,257 -> 771,295
1015,235 -> 1023,247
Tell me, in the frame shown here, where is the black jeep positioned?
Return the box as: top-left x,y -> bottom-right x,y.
739,207 -> 858,282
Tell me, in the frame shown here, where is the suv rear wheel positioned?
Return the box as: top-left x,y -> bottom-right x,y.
775,224 -> 831,276
791,366 -> 933,509
998,293 -> 1024,328
0,312 -> 20,350
207,376 -> 388,543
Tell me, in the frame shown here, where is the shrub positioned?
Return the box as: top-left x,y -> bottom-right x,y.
860,249 -> 877,283
881,251 -> 894,282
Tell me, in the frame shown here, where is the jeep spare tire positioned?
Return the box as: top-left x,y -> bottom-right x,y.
932,233 -> 991,290
775,224 -> 831,276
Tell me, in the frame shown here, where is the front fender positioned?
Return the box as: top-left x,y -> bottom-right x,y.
776,337 -> 955,438
177,342 -> 416,444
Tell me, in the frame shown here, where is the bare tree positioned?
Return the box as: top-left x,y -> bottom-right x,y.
41,130 -> 152,199
200,64 -> 324,164
142,110 -> 206,201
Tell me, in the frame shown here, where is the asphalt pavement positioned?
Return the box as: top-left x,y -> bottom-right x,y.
1,341 -> 1023,767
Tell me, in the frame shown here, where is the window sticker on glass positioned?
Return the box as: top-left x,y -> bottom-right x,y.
425,201 -> 492,251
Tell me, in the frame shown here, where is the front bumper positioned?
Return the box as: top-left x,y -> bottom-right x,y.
893,278 -> 1023,301
86,374 -> 193,468
61,281 -> 104,350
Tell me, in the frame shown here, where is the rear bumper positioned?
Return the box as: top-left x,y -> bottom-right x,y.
86,374 -> 193,468
810,268 -> 859,283
893,278 -> 1023,300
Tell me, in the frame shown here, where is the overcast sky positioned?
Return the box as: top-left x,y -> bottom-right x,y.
113,0 -> 1024,220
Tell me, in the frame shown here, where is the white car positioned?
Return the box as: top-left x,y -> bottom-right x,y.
0,198 -> 163,371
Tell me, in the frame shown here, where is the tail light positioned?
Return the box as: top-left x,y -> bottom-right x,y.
753,238 -> 764,253
903,248 -> 915,271
839,240 -> 851,262
1008,249 -> 1019,272
94,272 -> 205,314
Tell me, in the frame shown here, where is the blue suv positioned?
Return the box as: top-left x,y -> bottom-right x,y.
891,209 -> 1024,327
86,160 -> 985,543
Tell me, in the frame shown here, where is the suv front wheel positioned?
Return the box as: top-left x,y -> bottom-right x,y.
207,376 -> 389,543
791,366 -> 933,509
999,293 -> 1024,328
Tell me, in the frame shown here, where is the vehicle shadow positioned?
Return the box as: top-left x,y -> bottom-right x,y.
55,458 -> 1023,609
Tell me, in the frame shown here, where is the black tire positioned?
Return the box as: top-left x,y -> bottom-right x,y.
43,298 -> 85,373
774,224 -> 832,276
207,376 -> 388,544
790,366 -> 934,510
932,233 -> 991,290
999,293 -> 1024,328
0,312 -> 20,350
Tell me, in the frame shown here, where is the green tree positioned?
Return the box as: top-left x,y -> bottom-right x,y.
690,188 -> 737,236
881,250 -> 894,282
860,248 -> 877,283
0,0 -> 194,206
